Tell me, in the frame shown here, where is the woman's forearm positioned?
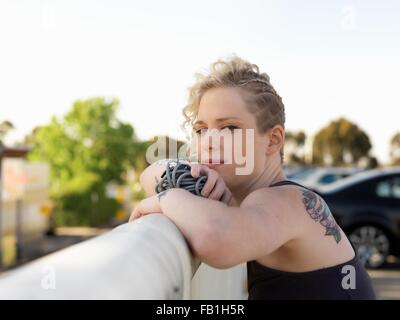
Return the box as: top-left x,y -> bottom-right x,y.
157,188 -> 237,259
139,159 -> 169,196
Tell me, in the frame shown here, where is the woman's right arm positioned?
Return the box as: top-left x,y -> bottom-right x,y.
139,159 -> 169,196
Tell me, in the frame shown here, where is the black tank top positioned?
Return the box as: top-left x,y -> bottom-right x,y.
246,179 -> 376,300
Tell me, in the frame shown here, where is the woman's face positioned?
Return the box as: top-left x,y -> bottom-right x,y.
191,87 -> 275,191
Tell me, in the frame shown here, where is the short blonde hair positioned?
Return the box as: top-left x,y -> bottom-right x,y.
181,55 -> 286,162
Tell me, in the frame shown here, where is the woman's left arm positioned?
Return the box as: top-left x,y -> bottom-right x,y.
129,188 -> 230,257
129,187 -> 301,269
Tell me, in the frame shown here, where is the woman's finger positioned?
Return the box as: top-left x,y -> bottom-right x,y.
197,164 -> 211,175
129,209 -> 141,222
191,163 -> 210,178
220,189 -> 233,205
208,179 -> 226,201
190,163 -> 201,178
129,200 -> 146,222
201,168 -> 218,197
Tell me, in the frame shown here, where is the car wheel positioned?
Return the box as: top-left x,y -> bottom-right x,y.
349,225 -> 390,269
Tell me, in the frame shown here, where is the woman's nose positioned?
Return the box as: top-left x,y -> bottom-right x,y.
204,129 -> 222,148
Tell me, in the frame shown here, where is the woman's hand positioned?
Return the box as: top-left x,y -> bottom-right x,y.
128,193 -> 163,222
129,163 -> 236,222
190,163 -> 233,205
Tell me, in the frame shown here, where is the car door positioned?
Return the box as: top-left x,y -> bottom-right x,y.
372,175 -> 400,235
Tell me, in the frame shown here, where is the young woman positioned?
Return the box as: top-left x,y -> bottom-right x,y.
129,56 -> 376,300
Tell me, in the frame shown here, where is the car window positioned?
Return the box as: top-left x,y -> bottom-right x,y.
289,168 -> 315,180
318,172 -> 354,184
376,181 -> 391,198
393,177 -> 400,199
318,174 -> 338,184
376,176 -> 400,199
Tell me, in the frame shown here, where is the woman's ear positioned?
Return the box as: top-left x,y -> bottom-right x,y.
265,125 -> 285,156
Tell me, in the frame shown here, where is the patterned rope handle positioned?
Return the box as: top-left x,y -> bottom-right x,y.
155,159 -> 208,196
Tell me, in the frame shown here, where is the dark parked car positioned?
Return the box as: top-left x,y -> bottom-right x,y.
313,167 -> 400,269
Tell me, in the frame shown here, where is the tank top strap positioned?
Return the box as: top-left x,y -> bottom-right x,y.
269,179 -> 309,189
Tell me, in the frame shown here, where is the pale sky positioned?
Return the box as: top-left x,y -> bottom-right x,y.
0,0 -> 399,164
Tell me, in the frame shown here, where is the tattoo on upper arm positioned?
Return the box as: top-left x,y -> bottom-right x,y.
301,190 -> 342,243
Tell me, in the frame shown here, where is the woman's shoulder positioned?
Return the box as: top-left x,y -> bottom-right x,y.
242,182 -> 313,209
260,183 -> 342,244
241,185 -> 306,222
241,183 -> 326,231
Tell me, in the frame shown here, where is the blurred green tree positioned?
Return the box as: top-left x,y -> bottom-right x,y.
312,117 -> 372,166
28,97 -> 143,226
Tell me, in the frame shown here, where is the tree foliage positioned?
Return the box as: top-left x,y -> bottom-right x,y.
28,97 -> 142,226
312,117 -> 372,166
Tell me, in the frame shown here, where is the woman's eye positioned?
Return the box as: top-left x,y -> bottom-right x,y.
222,125 -> 238,131
195,128 -> 207,135
195,126 -> 238,135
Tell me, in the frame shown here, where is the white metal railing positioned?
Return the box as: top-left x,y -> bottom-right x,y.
0,214 -> 201,299
0,213 -> 248,299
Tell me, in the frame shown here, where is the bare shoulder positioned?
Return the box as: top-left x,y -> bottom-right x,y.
240,186 -> 307,238
241,185 -> 342,243
241,185 -> 292,209
241,184 -> 307,215
256,185 -> 343,244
